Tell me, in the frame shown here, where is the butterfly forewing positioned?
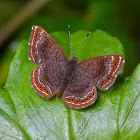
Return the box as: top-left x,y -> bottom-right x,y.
78,55 -> 124,90
63,66 -> 97,109
28,25 -> 69,64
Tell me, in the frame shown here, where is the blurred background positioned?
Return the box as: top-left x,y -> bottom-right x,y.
0,0 -> 140,85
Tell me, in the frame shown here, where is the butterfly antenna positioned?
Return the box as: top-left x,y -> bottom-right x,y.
68,25 -> 73,57
75,32 -> 91,56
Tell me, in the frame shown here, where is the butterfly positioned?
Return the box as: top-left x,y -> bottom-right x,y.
28,25 -> 125,109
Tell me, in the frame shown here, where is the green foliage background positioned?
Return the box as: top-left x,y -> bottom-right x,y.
0,0 -> 139,139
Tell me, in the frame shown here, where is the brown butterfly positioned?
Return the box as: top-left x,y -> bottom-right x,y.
28,25 -> 124,109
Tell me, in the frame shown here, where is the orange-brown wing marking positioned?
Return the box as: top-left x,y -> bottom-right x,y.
78,55 -> 125,90
31,63 -> 65,99
28,25 -> 69,64
63,66 -> 97,109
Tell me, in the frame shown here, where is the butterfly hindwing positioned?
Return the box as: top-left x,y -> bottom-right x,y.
78,55 -> 124,90
28,25 -> 69,64
31,62 -> 65,99
63,66 -> 97,109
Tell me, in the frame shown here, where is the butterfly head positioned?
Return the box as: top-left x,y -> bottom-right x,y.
70,57 -> 78,63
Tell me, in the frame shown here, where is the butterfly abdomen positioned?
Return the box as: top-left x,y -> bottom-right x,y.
56,60 -> 77,99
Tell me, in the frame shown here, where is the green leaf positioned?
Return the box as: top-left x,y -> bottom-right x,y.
0,87 -> 28,139
0,30 -> 139,139
118,64 -> 140,139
